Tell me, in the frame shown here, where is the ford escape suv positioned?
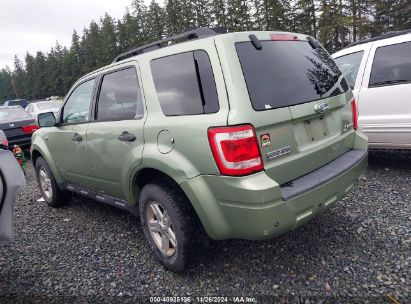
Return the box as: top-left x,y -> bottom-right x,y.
31,28 -> 368,272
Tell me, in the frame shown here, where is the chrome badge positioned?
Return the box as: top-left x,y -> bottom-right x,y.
9,123 -> 14,128
314,102 -> 329,114
267,146 -> 292,161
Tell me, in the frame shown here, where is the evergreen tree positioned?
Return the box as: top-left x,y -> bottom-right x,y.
99,13 -> 118,65
132,0 -> 149,45
254,0 -> 293,31
13,56 -> 25,99
165,0 -> 186,35
212,0 -> 227,27
294,0 -> 318,37
145,1 -> 166,43
226,0 -> 252,31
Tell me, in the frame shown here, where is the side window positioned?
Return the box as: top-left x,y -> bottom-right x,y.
96,67 -> 143,121
369,41 -> 411,87
62,79 -> 95,124
150,50 -> 219,116
334,51 -> 364,90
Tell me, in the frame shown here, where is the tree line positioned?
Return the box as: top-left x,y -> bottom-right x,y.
1,0 -> 410,102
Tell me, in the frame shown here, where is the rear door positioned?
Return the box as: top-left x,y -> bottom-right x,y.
46,78 -> 96,188
356,36 -> 411,147
85,64 -> 145,200
221,33 -> 354,184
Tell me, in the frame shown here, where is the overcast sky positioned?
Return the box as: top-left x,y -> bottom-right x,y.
0,0 -> 137,69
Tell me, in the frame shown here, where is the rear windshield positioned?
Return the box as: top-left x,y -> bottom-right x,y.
7,100 -> 27,107
0,107 -> 32,123
236,41 -> 349,111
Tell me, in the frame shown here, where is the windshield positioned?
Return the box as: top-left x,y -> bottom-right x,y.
0,107 -> 32,123
37,101 -> 61,110
236,41 -> 349,111
334,51 -> 364,89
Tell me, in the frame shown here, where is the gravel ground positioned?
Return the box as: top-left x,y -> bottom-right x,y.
0,151 -> 410,303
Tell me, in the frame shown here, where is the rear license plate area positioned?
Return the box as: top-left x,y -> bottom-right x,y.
304,116 -> 328,142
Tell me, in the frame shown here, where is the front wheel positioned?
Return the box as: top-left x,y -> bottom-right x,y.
35,157 -> 71,207
139,182 -> 204,272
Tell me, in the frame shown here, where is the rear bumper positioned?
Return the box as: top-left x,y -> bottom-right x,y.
181,132 -> 368,240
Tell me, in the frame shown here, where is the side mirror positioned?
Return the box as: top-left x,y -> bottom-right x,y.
37,112 -> 56,127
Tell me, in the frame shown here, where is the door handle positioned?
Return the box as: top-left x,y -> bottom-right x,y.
118,131 -> 136,142
72,133 -> 83,142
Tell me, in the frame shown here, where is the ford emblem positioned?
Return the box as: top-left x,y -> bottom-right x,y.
314,102 -> 329,114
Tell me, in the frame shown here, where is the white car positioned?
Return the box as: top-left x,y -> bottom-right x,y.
26,100 -> 62,121
333,29 -> 411,149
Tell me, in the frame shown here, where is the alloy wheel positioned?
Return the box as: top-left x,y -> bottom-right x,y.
146,201 -> 177,256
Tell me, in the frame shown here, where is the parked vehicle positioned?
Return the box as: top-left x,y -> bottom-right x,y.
333,29 -> 411,149
0,106 -> 38,149
32,28 -> 368,271
26,100 -> 62,120
0,130 -> 27,174
3,99 -> 29,109
0,141 -> 26,242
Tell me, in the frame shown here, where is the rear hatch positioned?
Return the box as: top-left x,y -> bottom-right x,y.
229,33 -> 355,184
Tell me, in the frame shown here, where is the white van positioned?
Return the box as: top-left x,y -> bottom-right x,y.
333,30 -> 411,149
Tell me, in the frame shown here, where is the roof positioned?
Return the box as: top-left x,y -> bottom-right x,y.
113,27 -> 227,63
346,29 -> 411,48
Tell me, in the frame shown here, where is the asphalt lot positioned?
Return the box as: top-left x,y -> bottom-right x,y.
0,151 -> 410,303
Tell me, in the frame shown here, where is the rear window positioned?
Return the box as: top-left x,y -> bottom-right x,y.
369,41 -> 411,87
236,41 -> 349,111
334,51 -> 364,89
0,107 -> 32,123
96,67 -> 144,121
151,50 -> 219,116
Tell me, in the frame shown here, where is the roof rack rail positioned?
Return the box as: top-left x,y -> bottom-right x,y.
113,27 -> 227,63
346,28 -> 411,48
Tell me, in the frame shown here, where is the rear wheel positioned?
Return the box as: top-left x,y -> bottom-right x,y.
35,157 -> 71,207
139,182 -> 205,272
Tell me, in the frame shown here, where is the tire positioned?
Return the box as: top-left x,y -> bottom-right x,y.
35,157 -> 71,208
139,182 -> 205,272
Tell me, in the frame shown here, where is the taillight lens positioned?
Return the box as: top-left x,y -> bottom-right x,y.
208,125 -> 264,176
0,135 -> 8,148
351,98 -> 358,130
21,124 -> 39,134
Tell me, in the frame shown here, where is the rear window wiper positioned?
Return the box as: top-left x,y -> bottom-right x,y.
370,79 -> 410,87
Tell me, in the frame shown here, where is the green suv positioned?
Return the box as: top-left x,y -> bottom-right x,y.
31,28 -> 368,272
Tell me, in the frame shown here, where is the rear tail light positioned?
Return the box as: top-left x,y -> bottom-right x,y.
351,98 -> 358,130
270,34 -> 299,41
21,124 -> 39,134
0,135 -> 8,148
208,125 -> 264,176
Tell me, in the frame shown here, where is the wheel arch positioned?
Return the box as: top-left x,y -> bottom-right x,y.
131,167 -> 182,203
130,167 -> 210,235
31,144 -> 64,185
